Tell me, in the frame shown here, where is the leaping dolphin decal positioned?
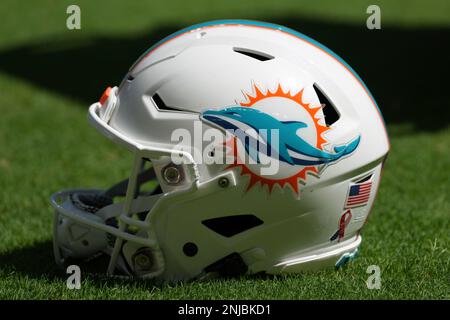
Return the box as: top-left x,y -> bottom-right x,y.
201,106 -> 360,166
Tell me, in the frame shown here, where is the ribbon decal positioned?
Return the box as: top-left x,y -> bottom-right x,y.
330,209 -> 352,242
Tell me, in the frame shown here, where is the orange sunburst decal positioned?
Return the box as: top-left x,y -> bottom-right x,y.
225,83 -> 331,195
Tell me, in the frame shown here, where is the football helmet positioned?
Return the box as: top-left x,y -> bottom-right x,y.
51,20 -> 389,282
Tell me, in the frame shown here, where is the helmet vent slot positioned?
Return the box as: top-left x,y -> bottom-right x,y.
152,93 -> 168,110
202,215 -> 264,237
356,173 -> 373,183
313,84 -> 340,126
233,47 -> 274,61
151,93 -> 184,112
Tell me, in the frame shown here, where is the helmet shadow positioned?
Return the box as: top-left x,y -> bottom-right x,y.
0,17 -> 448,132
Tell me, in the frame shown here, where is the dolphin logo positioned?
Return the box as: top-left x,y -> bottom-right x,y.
201,106 -> 360,166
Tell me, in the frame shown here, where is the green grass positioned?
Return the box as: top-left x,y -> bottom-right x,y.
0,0 -> 449,299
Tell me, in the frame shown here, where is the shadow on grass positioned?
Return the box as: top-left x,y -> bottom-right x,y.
0,240 -> 159,289
0,240 -> 279,290
0,17 -> 449,133
0,240 -> 59,279
0,16 -> 448,287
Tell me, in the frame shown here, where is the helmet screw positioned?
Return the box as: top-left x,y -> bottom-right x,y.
163,165 -> 181,184
133,249 -> 153,271
218,177 -> 229,188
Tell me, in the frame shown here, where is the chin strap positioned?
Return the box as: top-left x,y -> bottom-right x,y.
70,193 -> 113,213
104,164 -> 161,198
70,165 -> 161,215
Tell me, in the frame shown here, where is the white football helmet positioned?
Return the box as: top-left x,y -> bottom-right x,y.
51,20 -> 389,282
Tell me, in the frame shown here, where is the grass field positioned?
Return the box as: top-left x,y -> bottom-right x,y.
0,0 -> 449,299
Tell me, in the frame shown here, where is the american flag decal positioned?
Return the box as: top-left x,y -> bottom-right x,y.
345,180 -> 372,208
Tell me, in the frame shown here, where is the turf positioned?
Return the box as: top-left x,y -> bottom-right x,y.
0,0 -> 449,299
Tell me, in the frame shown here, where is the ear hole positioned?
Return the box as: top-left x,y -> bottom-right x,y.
313,84 -> 340,126
233,47 -> 274,61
